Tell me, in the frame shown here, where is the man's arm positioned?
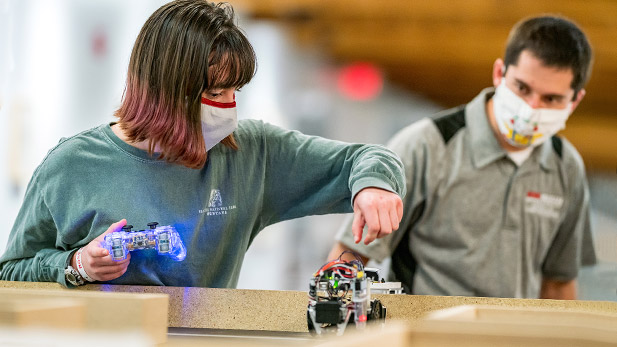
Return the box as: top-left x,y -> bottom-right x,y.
328,241 -> 369,265
541,141 -> 594,301
540,278 -> 577,300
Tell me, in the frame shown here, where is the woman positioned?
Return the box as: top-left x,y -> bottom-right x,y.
0,0 -> 405,288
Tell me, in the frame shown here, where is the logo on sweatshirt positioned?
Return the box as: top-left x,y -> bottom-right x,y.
208,189 -> 223,208
199,189 -> 237,216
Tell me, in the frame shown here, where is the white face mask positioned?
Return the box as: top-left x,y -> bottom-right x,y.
493,80 -> 572,148
201,96 -> 237,151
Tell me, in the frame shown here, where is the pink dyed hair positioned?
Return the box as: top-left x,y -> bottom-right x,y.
114,1 -> 256,168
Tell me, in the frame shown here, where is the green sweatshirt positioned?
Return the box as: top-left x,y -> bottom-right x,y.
0,119 -> 405,288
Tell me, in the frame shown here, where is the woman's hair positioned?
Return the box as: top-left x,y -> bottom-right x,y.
114,0 -> 256,168
504,15 -> 592,97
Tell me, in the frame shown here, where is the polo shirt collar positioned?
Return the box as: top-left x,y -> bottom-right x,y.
466,87 -> 507,169
537,136 -> 560,172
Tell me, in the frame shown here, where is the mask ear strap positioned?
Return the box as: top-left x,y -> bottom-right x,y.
501,64 -> 508,77
499,63 -> 509,86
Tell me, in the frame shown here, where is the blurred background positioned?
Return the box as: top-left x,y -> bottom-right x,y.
0,0 -> 615,299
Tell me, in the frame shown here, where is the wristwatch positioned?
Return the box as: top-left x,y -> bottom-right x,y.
64,265 -> 85,286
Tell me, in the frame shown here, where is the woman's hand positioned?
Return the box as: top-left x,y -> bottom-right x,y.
352,187 -> 404,245
71,219 -> 131,281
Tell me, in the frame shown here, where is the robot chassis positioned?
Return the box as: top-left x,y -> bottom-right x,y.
307,253 -> 402,336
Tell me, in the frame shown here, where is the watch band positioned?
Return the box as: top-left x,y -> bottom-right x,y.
64,265 -> 85,286
75,248 -> 94,282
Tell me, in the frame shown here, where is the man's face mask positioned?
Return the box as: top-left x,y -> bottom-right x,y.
201,96 -> 237,151
493,79 -> 572,148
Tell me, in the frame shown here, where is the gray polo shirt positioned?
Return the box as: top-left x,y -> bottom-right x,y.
337,88 -> 596,298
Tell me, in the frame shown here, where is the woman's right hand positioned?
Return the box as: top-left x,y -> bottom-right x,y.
71,219 -> 131,281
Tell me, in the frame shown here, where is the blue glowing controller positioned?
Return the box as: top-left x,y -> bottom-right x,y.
102,222 -> 187,261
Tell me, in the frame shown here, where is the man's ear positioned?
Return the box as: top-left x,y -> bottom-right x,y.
570,89 -> 586,113
492,58 -> 505,87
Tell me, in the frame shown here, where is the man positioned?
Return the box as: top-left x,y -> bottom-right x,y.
330,15 -> 596,299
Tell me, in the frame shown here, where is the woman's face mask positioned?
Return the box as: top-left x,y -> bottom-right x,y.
493,79 -> 572,148
201,96 -> 237,151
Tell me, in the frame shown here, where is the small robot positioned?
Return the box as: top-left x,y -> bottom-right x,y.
307,252 -> 388,336
102,222 -> 187,261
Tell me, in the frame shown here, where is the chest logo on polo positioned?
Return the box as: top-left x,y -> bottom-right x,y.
524,191 -> 563,219
199,189 -> 237,216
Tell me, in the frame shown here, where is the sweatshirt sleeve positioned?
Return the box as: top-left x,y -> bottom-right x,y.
0,173 -> 75,287
335,118 -> 436,262
256,121 -> 406,227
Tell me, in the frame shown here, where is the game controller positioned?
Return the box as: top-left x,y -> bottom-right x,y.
102,222 -> 187,261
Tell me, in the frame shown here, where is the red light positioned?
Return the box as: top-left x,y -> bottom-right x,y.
91,27 -> 108,58
337,62 -> 383,101
359,314 -> 367,322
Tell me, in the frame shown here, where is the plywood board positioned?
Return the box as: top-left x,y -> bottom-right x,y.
0,287 -> 168,344
0,297 -> 85,330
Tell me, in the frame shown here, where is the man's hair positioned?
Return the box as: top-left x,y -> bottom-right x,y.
504,15 -> 593,95
114,0 -> 256,168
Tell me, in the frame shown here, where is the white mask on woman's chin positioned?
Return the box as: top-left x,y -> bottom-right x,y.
201,97 -> 237,151
493,79 -> 572,148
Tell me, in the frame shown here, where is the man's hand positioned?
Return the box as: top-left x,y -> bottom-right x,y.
71,219 -> 131,281
540,278 -> 577,300
352,187 -> 403,245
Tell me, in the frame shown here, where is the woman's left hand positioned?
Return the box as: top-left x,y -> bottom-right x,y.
351,187 -> 403,245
